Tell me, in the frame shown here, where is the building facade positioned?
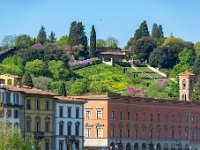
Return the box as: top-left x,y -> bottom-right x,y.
70,95 -> 200,150
0,86 -> 22,128
54,96 -> 85,150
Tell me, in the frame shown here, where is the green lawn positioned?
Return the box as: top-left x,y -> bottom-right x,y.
69,63 -> 172,99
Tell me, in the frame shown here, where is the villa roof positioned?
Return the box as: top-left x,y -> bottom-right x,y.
0,74 -> 22,79
1,85 -> 55,96
54,96 -> 86,103
178,72 -> 195,76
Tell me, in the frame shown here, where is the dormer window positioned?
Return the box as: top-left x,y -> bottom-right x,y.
182,79 -> 186,89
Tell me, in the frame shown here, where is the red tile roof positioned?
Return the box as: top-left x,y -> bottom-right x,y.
54,96 -> 86,103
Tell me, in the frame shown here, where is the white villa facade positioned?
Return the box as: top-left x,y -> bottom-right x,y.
0,87 -> 22,128
54,96 -> 85,150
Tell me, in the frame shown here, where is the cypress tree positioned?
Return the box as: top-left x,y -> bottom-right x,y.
37,25 -> 47,44
158,25 -> 164,38
22,72 -> 33,87
48,31 -> 56,43
59,82 -> 66,96
151,23 -> 160,39
89,25 -> 96,58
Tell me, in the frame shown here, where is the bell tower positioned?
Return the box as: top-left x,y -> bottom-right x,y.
178,72 -> 195,101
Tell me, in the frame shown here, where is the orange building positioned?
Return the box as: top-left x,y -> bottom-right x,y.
70,94 -> 200,150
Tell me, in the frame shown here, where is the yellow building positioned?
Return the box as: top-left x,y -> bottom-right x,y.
0,73 -> 55,150
0,74 -> 22,86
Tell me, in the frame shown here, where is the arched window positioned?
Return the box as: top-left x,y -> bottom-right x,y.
75,122 -> 80,136
67,121 -> 72,136
182,79 -> 186,89
59,121 -> 64,136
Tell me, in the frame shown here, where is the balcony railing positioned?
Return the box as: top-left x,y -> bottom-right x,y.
35,132 -> 44,139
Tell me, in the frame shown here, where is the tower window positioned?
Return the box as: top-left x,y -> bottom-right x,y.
182,79 -> 186,89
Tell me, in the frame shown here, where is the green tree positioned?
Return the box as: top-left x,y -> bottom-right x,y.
48,31 -> 56,43
151,23 -> 160,39
191,79 -> 200,102
22,72 -> 33,87
33,76 -> 51,91
89,25 -> 96,58
106,36 -> 119,48
25,59 -> 46,77
158,25 -> 164,38
56,36 -> 69,45
193,55 -> 200,79
59,82 -> 66,96
37,25 -> 47,44
0,123 -> 40,150
1,35 -> 16,48
194,41 -> 200,55
163,36 -> 183,47
69,79 -> 88,95
15,34 -> 32,48
68,21 -> 88,58
48,60 -> 68,80
1,56 -> 23,76
96,39 -> 106,47
149,46 -> 178,69
132,37 -> 156,61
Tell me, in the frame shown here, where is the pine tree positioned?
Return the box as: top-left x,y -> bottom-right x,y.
37,25 -> 47,44
158,25 -> 164,38
151,23 -> 160,39
89,25 -> 96,58
48,31 -> 56,43
59,82 -> 66,96
68,21 -> 88,58
131,20 -> 150,42
22,72 -> 33,87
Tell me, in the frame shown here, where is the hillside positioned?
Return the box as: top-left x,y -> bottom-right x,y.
68,63 -> 176,99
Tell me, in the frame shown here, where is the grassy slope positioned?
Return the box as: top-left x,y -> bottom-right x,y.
73,63 -> 171,99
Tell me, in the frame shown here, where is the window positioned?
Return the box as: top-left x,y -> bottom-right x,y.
7,79 -> 12,85
26,121 -> 31,132
178,112 -> 182,124
67,122 -> 72,136
127,111 -> 130,120
86,110 -> 91,119
75,122 -> 80,136
120,111 -> 122,120
158,112 -> 160,122
111,127 -> 114,138
192,114 -> 195,123
172,113 -> 175,122
14,110 -> 18,118
182,79 -> 186,89
186,113 -> 189,123
186,128 -> 189,140
172,128 -> 175,140
179,128 -> 182,139
45,142 -> 49,150
7,109 -> 12,118
119,128 -> 122,138
165,112 -> 168,122
135,128 -> 138,139
5,91 -> 11,103
150,113 -> 153,122
157,129 -> 160,139
14,93 -> 19,104
142,125 -> 146,138
45,100 -> 49,110
59,122 -> 63,136
127,128 -> 130,138
150,127 -> 153,139
135,112 -> 138,121
68,107 -> 71,118
76,107 -> 79,118
111,111 -> 114,119
26,100 -> 31,110
86,128 -> 91,137
97,128 -> 103,137
196,114 -> 198,124
36,121 -> 40,132
142,112 -> 146,121
45,121 -> 50,132
59,141 -> 63,150
97,110 -> 102,119
36,100 -> 40,110
59,107 -> 63,117
164,126 -> 168,139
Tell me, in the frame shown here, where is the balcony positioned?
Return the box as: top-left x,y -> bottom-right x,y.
34,132 -> 44,139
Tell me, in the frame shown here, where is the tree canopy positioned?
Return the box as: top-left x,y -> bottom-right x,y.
37,25 -> 47,44
22,72 -> 33,87
89,25 -> 96,58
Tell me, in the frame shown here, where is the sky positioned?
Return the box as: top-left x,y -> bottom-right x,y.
0,0 -> 200,48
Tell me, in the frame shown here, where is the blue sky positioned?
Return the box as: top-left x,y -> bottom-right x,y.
0,0 -> 200,48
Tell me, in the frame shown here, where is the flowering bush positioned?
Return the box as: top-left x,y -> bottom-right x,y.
31,43 -> 43,49
155,79 -> 168,87
69,58 -> 101,69
127,86 -> 144,97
